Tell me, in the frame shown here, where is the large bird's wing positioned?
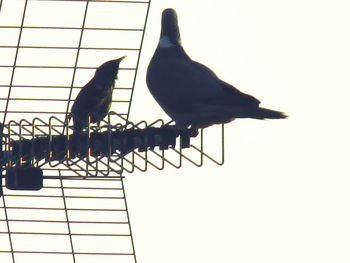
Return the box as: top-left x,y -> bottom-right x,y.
190,60 -> 260,108
148,56 -> 260,110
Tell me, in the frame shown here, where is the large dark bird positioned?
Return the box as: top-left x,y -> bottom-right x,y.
70,56 -> 126,133
147,9 -> 287,133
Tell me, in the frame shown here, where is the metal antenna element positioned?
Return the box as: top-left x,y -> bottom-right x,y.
0,1 -> 225,262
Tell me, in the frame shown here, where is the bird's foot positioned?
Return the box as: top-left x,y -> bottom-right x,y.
189,127 -> 199,137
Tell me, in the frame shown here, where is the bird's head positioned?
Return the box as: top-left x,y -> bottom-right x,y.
95,55 -> 126,79
159,8 -> 182,48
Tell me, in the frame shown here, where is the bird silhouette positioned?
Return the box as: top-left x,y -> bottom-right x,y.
147,9 -> 287,133
70,56 -> 126,133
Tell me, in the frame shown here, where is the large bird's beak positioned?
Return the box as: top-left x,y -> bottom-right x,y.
161,8 -> 181,45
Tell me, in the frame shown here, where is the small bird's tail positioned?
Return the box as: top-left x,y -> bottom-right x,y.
254,107 -> 288,119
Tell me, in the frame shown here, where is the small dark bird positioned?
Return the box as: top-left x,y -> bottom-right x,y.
147,9 -> 287,133
70,56 -> 126,133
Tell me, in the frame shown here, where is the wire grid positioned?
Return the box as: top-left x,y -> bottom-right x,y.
0,176 -> 135,263
0,0 -> 149,123
0,0 -> 225,177
1,115 -> 225,177
0,0 -> 226,261
0,0 -> 151,262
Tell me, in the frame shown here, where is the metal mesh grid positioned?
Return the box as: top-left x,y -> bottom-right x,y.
0,0 -> 150,262
0,0 -> 225,262
1,176 -> 135,263
0,0 -> 149,123
0,0 -> 224,177
1,117 -> 224,177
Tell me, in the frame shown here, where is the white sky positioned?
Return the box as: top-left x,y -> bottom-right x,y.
128,0 -> 350,262
1,0 -> 350,262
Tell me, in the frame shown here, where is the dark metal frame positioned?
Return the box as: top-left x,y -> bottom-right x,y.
0,0 -> 152,262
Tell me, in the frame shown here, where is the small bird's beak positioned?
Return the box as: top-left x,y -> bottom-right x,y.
118,55 -> 127,61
